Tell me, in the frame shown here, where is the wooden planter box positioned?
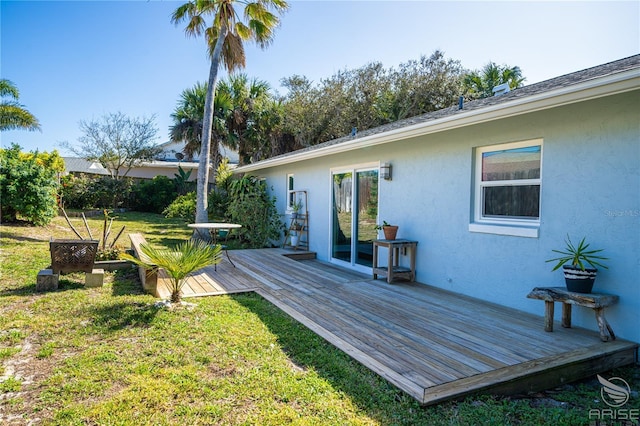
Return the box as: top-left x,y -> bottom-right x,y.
50,239 -> 99,274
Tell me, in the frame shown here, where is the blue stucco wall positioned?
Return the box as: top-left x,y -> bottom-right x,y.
257,91 -> 640,343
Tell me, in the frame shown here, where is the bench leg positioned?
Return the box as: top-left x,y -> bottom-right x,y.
544,301 -> 554,332
595,308 -> 616,342
561,303 -> 572,328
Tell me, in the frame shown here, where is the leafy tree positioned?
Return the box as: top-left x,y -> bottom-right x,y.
463,62 -> 526,99
227,175 -> 282,248
122,239 -> 222,303
0,79 -> 41,132
171,0 -> 289,224
388,51 -> 465,120
246,97 -> 288,161
0,144 -> 58,225
279,50 -> 466,147
280,75 -> 317,147
62,112 -> 160,180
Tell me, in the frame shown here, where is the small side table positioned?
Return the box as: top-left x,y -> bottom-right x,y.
372,239 -> 418,284
527,286 -> 619,342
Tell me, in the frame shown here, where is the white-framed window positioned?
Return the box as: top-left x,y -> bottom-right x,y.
469,139 -> 542,238
287,174 -> 295,209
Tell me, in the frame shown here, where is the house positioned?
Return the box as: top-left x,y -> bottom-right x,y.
155,140 -> 240,164
62,156 -> 201,181
234,55 -> 640,344
63,141 -> 239,181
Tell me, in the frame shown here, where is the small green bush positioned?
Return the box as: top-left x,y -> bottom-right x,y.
131,176 -> 177,213
228,175 -> 283,248
208,158 -> 234,220
163,191 -> 196,222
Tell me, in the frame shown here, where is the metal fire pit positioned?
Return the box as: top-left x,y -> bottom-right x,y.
49,239 -> 99,274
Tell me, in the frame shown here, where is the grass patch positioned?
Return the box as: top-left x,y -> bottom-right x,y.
0,212 -> 638,424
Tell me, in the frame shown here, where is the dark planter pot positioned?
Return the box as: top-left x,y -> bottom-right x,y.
563,265 -> 597,293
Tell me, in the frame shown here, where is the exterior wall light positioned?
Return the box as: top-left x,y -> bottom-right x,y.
380,162 -> 392,180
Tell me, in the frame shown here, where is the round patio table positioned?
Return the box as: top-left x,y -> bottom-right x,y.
188,223 -> 242,269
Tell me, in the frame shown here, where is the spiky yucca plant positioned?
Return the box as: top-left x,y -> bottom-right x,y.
546,235 -> 609,271
123,239 -> 222,303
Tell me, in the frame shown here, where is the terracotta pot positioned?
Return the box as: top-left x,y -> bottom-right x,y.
382,225 -> 398,240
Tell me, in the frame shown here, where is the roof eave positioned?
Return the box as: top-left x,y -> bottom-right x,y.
235,68 -> 640,174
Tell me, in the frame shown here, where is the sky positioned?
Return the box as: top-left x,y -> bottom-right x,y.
2,1 -> 639,156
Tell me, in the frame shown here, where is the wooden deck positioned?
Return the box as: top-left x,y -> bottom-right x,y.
155,248 -> 638,405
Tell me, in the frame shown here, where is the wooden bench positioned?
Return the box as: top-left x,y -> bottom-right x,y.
527,287 -> 619,342
129,233 -> 164,297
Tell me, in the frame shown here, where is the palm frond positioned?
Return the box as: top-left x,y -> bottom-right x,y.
122,239 -> 222,302
0,79 -> 20,99
0,102 -> 41,131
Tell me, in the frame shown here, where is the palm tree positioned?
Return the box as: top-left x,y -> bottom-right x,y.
463,62 -> 526,99
122,239 -> 222,303
171,0 -> 289,223
0,79 -> 41,132
220,74 -> 273,165
170,81 -> 233,162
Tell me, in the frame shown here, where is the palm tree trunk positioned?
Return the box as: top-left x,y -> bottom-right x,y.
170,278 -> 182,303
196,23 -> 228,223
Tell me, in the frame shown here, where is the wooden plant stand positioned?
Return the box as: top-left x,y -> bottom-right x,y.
372,239 -> 418,283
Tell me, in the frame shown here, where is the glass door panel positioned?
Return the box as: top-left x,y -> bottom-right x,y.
355,170 -> 378,266
332,168 -> 379,268
332,172 -> 352,263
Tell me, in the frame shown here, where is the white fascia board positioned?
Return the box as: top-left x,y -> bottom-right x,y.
137,161 -> 201,169
235,69 -> 639,174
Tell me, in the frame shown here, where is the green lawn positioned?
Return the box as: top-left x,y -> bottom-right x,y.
0,213 -> 638,425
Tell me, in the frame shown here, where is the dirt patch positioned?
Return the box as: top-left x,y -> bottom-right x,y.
0,336 -> 57,425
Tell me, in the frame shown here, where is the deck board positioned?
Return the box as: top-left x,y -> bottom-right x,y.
150,247 -> 638,405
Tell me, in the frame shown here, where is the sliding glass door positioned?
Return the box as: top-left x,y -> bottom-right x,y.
331,167 -> 378,268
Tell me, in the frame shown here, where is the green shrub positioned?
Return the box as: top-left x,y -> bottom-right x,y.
227,175 -> 283,248
208,159 -> 233,220
89,177 -> 132,209
131,176 -> 177,213
60,174 -> 97,209
163,191 -> 196,222
0,144 -> 59,225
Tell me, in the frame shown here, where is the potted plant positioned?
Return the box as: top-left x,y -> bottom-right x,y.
290,222 -> 303,246
546,235 -> 608,293
375,221 -> 398,240
291,199 -> 303,219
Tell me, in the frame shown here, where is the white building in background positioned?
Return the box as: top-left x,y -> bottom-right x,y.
63,141 -> 238,181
